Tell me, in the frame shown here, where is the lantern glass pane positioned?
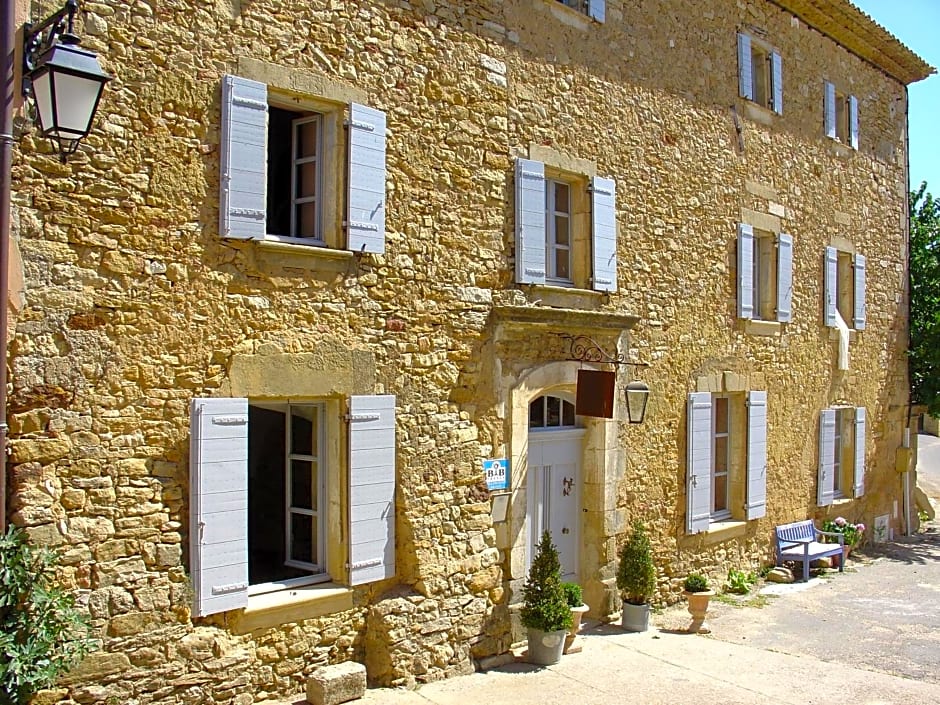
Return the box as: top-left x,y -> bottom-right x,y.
50,72 -> 103,136
626,386 -> 649,423
31,70 -> 55,133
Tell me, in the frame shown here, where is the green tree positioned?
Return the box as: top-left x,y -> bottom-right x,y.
0,527 -> 95,705
910,182 -> 940,415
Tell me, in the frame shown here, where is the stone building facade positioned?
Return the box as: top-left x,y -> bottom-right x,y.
4,0 -> 932,702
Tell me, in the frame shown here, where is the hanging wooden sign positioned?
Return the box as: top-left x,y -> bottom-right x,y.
576,369 -> 616,418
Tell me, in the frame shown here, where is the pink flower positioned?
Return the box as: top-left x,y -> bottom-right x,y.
855,523 -> 866,533
834,517 -> 847,526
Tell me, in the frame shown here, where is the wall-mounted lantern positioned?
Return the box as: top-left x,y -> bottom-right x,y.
625,379 -> 651,424
22,0 -> 112,162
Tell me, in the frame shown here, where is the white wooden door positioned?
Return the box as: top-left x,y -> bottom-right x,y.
528,429 -> 584,583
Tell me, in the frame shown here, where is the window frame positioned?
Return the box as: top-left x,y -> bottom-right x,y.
546,177 -> 573,284
289,113 -> 324,242
711,395 -> 732,520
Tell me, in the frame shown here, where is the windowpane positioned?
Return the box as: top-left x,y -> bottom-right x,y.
714,436 -> 729,473
547,396 -> 561,427
554,182 -> 570,214
296,162 -> 318,199
554,248 -> 570,279
291,459 -> 315,510
713,474 -> 728,513
529,397 -> 545,428
290,513 -> 314,564
291,406 -> 316,456
554,215 -> 570,246
714,397 -> 729,434
296,119 -> 319,159
295,203 -> 318,238
562,400 -> 575,426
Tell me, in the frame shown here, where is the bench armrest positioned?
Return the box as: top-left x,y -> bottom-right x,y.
815,530 -> 845,546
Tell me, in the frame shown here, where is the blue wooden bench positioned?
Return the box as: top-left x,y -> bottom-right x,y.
774,519 -> 844,581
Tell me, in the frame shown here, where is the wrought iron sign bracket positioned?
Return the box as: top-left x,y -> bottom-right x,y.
558,334 -> 649,370
22,0 -> 79,99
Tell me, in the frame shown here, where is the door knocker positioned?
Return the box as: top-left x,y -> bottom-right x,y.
562,476 -> 574,496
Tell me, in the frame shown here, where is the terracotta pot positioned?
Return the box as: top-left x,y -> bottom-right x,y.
684,590 -> 715,634
564,603 -> 590,654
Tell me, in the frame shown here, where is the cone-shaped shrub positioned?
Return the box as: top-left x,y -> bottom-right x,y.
520,530 -> 572,632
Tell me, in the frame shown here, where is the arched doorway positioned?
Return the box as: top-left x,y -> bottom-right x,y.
527,394 -> 585,583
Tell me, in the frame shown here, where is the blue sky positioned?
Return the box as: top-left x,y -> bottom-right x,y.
850,1 -> 939,193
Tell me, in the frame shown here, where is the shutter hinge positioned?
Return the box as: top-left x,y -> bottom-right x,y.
347,119 -> 375,132
351,558 -> 383,570
345,413 -> 381,422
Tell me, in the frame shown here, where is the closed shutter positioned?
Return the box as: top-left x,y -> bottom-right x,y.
776,233 -> 793,323
190,397 -> 249,617
587,0 -> 605,23
771,51 -> 783,114
347,104 -> 387,254
349,395 -> 396,585
848,95 -> 859,150
687,392 -> 713,534
738,34 -> 753,101
220,75 -> 267,240
853,407 -> 866,497
818,409 -> 836,506
824,81 -> 837,139
737,223 -> 755,320
591,176 -> 617,292
515,158 -> 547,285
853,252 -> 866,330
746,391 -> 768,520
824,246 -> 838,327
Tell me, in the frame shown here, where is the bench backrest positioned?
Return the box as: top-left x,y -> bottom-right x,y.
775,520 -> 816,543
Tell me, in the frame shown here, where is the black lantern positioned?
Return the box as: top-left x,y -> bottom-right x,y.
22,1 -> 112,162
625,379 -> 650,424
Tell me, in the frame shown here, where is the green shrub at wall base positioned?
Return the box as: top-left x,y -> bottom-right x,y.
520,531 -> 572,633
616,521 -> 656,606
0,527 -> 95,705
683,573 -> 709,593
562,581 -> 583,608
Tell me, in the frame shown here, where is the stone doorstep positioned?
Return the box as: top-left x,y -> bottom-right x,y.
306,661 -> 367,705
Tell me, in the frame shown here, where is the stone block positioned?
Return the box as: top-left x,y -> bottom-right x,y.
766,567 -> 794,583
306,661 -> 367,705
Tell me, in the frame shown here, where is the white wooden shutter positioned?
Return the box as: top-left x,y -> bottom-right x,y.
848,95 -> 859,150
349,395 -> 396,585
515,158 -> 546,285
220,75 -> 267,240
853,252 -> 866,330
824,81 -> 837,139
776,233 -> 793,323
853,407 -> 866,497
591,176 -> 617,293
746,391 -> 768,521
347,104 -> 387,254
687,392 -> 713,534
587,0 -> 605,23
737,223 -> 755,320
824,246 -> 838,327
738,34 -> 753,101
818,409 -> 836,506
190,397 -> 249,617
771,51 -> 783,114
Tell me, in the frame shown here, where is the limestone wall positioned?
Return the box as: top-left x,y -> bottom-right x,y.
6,0 -> 914,702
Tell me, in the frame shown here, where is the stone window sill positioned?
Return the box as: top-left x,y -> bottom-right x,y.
539,1 -> 592,29
742,101 -> 777,126
254,238 -> 356,272
525,283 -> 607,310
827,139 -> 856,158
703,519 -> 747,545
231,583 -> 353,634
744,320 -> 782,337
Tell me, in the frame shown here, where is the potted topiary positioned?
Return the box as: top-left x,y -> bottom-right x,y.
683,573 -> 715,634
520,531 -> 572,665
616,521 -> 657,632
561,582 -> 590,654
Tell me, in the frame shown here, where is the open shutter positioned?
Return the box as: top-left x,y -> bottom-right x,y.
848,95 -> 859,150
591,176 -> 617,292
687,392 -> 713,534
853,407 -> 866,497
853,252 -> 866,330
824,246 -> 838,327
771,51 -> 783,114
349,395 -> 396,585
190,398 -> 249,617
824,81 -> 836,139
738,34 -> 753,101
220,75 -> 267,240
347,104 -> 387,254
737,223 -> 755,320
777,233 -> 793,322
587,0 -> 605,23
818,409 -> 836,506
746,391 -> 768,520
515,158 -> 546,285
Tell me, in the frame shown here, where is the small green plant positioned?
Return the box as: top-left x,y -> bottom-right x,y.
520,531 -> 572,633
562,581 -> 583,608
725,568 -> 757,595
616,521 -> 657,606
1,526 -> 95,705
683,573 -> 709,593
918,509 -> 930,524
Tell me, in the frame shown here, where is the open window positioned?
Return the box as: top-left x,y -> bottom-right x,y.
818,407 -> 866,505
737,224 -> 793,323
737,33 -> 783,114
824,81 -> 859,150
824,246 -> 866,330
